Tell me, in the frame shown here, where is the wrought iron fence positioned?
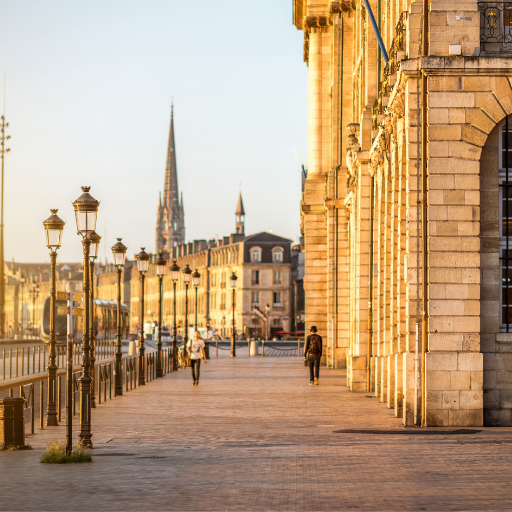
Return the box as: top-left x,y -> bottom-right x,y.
479,2 -> 512,51
1,340 -> 116,381
19,383 -> 34,434
1,347 -> 172,438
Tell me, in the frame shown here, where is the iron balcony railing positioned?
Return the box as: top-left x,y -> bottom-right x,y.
479,2 -> 512,51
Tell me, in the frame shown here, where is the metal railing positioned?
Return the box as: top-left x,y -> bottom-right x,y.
1,346 -> 173,435
479,2 -> 512,51
97,362 -> 113,404
20,383 -> 35,434
1,341 -> 116,381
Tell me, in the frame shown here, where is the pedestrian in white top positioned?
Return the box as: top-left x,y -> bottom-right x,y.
187,331 -> 206,385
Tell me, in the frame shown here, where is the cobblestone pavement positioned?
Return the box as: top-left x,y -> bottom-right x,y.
3,357 -> 512,511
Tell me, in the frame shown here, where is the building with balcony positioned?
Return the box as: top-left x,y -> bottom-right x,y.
131,199 -> 293,340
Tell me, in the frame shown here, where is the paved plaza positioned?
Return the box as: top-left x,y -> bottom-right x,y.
2,356 -> 512,511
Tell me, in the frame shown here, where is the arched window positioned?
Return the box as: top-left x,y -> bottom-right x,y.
272,247 -> 283,263
250,247 -> 262,262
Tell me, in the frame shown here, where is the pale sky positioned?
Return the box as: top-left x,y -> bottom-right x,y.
0,0 -> 307,264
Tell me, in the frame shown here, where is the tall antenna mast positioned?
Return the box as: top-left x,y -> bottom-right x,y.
0,74 -> 11,339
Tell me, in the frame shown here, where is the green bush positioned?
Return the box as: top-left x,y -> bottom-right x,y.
40,440 -> 92,464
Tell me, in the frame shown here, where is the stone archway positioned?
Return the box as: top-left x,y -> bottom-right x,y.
480,117 -> 512,426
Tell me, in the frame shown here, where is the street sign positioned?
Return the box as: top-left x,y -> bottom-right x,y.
58,307 -> 84,316
57,291 -> 82,301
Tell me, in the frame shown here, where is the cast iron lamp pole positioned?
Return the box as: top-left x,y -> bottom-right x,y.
230,271 -> 238,357
192,269 -> 200,331
0,107 -> 11,340
155,252 -> 167,378
88,231 -> 101,408
43,209 -> 65,427
72,186 -> 99,448
170,260 -> 180,371
112,238 -> 127,396
265,303 -> 270,341
183,265 -> 192,347
136,248 -> 149,385
30,283 -> 39,335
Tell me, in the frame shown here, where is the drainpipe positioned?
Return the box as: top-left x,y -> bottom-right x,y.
421,0 -> 430,428
367,176 -> 374,392
414,322 -> 420,425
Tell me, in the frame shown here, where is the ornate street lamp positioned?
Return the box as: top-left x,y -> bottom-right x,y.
43,208 -> 65,427
88,231 -> 101,409
155,252 -> 167,378
136,248 -> 149,385
111,238 -> 127,396
170,260 -> 180,371
72,186 -> 99,448
230,271 -> 238,357
183,264 -> 192,349
192,269 -> 200,331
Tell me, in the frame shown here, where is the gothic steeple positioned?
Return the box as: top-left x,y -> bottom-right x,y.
156,104 -> 185,253
235,191 -> 245,235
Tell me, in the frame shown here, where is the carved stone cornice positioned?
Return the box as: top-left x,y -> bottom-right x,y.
330,1 -> 356,14
303,15 -> 334,62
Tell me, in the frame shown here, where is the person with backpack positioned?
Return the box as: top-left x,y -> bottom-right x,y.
304,326 -> 322,385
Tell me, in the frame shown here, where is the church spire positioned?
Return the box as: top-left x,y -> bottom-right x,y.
156,104 -> 185,254
163,103 -> 179,209
235,191 -> 245,235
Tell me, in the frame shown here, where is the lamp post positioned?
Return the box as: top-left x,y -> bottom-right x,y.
29,283 -> 39,336
72,186 -> 99,448
112,238 -> 127,396
155,252 -> 167,378
183,265 -> 192,348
88,231 -> 101,409
193,269 -> 200,331
230,271 -> 238,357
136,248 -> 149,385
265,303 -> 270,341
0,101 -> 11,340
170,260 -> 180,371
43,209 -> 65,427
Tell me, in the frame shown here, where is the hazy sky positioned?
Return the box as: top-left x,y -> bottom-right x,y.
0,0 -> 307,264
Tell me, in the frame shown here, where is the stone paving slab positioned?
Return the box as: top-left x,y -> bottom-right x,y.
2,357 -> 512,511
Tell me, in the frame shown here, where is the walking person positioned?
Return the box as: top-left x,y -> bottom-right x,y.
304,325 -> 322,385
187,331 -> 207,386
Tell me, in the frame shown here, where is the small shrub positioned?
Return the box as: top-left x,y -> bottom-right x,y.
40,440 -> 92,464
2,443 -> 33,451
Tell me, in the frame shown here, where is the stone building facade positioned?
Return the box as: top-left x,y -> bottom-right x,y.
130,228 -> 293,340
294,0 -> 512,426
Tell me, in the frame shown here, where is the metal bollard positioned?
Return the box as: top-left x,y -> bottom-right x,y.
216,338 -> 218,357
58,376 -> 62,422
31,383 -> 34,434
298,340 -> 301,357
39,381 -> 44,429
